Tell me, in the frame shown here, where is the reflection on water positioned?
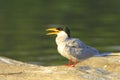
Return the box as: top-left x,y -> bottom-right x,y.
0,0 -> 120,66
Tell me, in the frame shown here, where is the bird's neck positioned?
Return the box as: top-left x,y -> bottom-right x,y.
55,31 -> 69,45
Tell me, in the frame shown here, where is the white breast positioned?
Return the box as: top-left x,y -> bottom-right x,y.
55,31 -> 76,60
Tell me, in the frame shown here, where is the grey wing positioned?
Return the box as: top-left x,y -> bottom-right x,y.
66,38 -> 85,58
66,38 -> 99,60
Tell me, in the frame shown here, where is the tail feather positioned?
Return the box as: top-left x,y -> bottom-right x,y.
95,52 -> 120,56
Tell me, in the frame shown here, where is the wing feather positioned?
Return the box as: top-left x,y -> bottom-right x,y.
66,38 -> 99,60
66,38 -> 85,57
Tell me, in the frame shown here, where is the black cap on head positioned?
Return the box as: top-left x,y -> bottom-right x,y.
57,26 -> 71,37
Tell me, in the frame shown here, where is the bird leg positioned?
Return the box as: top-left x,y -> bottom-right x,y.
71,60 -> 78,67
65,58 -> 73,66
65,59 -> 78,67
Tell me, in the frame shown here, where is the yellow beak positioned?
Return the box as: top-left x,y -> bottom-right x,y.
46,28 -> 60,35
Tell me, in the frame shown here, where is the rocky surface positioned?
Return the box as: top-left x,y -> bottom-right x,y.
0,53 -> 120,80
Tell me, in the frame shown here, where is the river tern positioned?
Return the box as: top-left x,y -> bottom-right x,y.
46,26 -> 120,67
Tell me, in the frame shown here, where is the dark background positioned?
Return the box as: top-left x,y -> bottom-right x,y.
0,0 -> 120,65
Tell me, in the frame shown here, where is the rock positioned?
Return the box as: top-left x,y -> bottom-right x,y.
0,54 -> 120,80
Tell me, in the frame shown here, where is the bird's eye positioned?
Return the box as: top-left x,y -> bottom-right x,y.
57,27 -> 63,31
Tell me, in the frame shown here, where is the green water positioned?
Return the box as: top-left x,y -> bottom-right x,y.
0,0 -> 120,66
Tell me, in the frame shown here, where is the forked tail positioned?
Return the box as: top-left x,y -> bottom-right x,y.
95,52 -> 120,56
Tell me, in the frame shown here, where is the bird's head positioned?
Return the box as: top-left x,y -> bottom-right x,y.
46,26 -> 71,37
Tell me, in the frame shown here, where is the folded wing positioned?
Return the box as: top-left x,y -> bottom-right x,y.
66,38 -> 99,60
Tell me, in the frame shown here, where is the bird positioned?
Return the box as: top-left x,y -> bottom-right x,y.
46,26 -> 120,67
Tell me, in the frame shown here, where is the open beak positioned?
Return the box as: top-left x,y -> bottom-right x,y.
46,28 -> 60,35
